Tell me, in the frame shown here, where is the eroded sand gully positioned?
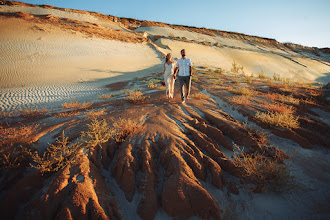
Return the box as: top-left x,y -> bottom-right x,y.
1,70 -> 329,219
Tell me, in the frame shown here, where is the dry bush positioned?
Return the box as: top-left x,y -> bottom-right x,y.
19,107 -> 48,118
231,61 -> 244,74
244,75 -> 253,83
0,124 -> 38,147
262,103 -> 295,114
55,111 -> 81,118
230,87 -> 257,96
262,93 -> 300,105
254,111 -> 299,129
214,68 -> 224,74
230,96 -> 251,106
147,80 -> 157,89
233,145 -> 293,192
112,118 -> 141,142
273,73 -> 282,81
99,93 -> 113,100
0,124 -> 39,169
82,118 -> 113,147
30,131 -> 82,174
278,95 -> 299,105
256,70 -> 267,79
86,109 -> 106,118
62,101 -> 92,110
125,90 -> 149,104
190,92 -> 209,100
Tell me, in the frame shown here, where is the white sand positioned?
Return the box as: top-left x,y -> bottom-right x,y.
0,16 -> 162,112
154,38 -> 330,82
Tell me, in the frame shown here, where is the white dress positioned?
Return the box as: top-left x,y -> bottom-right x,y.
164,62 -> 175,98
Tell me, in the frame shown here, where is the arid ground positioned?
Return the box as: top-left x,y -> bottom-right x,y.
1,1 -> 330,219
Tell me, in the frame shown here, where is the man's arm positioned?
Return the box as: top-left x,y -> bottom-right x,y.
189,66 -> 192,76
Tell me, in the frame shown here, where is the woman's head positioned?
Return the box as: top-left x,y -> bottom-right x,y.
165,53 -> 172,62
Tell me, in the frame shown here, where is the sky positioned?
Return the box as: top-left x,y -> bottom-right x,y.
17,0 -> 330,48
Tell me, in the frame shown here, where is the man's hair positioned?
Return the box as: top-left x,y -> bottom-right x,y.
181,49 -> 185,53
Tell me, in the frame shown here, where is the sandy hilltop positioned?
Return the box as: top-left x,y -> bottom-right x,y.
0,1 -> 330,220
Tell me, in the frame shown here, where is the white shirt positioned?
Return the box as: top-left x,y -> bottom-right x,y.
176,58 -> 193,76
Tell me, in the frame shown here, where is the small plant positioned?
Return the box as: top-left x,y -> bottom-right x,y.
257,70 -> 267,79
278,95 -> 299,105
273,73 -> 281,81
262,103 -> 295,114
62,101 -> 92,110
244,75 -> 253,83
99,93 -> 113,100
231,61 -> 244,74
254,111 -> 299,129
112,118 -> 141,142
82,118 -> 113,147
0,124 -> 39,169
147,80 -> 157,89
125,90 -> 149,104
233,145 -> 293,192
19,107 -> 48,118
30,131 -> 82,174
230,96 -> 251,106
86,109 -> 106,117
214,68 -> 224,74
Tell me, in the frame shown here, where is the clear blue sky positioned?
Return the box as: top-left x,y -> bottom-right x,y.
18,0 -> 330,48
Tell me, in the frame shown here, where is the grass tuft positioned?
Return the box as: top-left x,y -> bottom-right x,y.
230,95 -> 251,106
112,118 -> 141,142
233,145 -> 293,192
125,90 -> 149,104
254,111 -> 299,129
62,101 -> 92,110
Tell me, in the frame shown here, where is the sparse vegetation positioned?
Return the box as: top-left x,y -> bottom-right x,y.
262,93 -> 300,105
230,95 -> 251,106
62,101 -> 92,110
30,131 -> 82,174
125,90 -> 149,104
231,61 -> 244,74
19,107 -> 48,118
0,111 -> 12,119
0,124 -> 39,169
256,70 -> 267,79
112,118 -> 141,142
99,93 -> 113,100
262,103 -> 295,114
86,109 -> 106,117
147,80 -> 157,89
233,145 -> 293,192
82,118 -> 113,147
254,111 -> 299,129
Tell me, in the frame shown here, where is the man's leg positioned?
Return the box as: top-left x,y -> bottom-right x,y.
178,76 -> 185,102
185,76 -> 192,99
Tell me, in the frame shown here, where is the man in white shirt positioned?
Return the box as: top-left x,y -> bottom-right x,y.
174,49 -> 193,104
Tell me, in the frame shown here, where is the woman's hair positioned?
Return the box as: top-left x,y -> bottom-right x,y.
165,53 -> 171,63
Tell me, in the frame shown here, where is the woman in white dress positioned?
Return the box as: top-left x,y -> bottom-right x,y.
164,53 -> 176,102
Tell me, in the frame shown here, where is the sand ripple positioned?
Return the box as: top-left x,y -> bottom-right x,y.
0,83 -> 107,112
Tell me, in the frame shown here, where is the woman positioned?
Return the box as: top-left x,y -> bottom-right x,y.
164,53 -> 176,102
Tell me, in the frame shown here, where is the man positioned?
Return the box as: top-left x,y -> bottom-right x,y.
174,49 -> 193,104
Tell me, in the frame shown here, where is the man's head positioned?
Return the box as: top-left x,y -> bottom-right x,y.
181,49 -> 186,58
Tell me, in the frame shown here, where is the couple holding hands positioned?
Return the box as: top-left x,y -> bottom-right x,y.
164,49 -> 193,104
